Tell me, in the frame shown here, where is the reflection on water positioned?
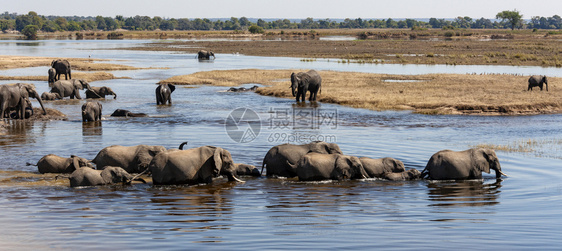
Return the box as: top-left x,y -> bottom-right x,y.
428,180 -> 502,207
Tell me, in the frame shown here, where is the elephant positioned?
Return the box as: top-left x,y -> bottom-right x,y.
421,148 -> 508,180
528,75 -> 548,91
149,145 -> 244,185
85,86 -> 117,99
51,59 -> 71,81
9,98 -> 33,119
155,83 -> 175,105
68,166 -> 145,187
197,50 -> 215,60
261,141 -> 343,178
91,144 -> 167,173
27,154 -> 93,174
110,109 -> 147,117
290,70 -> 322,102
359,157 -> 406,178
289,153 -> 368,181
41,92 -> 61,101
82,101 -> 102,122
233,163 -> 261,177
50,79 -> 92,99
0,83 -> 46,119
227,85 -> 259,92
382,169 -> 422,181
48,68 -> 56,85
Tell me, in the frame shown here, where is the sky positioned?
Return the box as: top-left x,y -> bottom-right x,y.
4,0 -> 562,19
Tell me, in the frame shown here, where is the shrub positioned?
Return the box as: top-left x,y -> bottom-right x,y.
248,25 -> 265,34
21,25 -> 38,40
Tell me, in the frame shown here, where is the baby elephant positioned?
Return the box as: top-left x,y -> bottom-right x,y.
291,153 -> 369,181
85,86 -> 117,99
527,75 -> 548,91
82,101 -> 102,122
29,154 -> 93,174
69,166 -> 145,187
421,148 -> 508,180
233,163 -> 261,177
359,157 -> 405,178
382,169 -> 422,181
41,92 -> 62,101
155,83 -> 175,105
110,109 -> 147,117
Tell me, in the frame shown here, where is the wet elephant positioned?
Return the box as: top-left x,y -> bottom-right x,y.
48,68 -> 56,85
290,70 -> 322,102
110,109 -> 147,117
382,169 -> 422,181
0,83 -> 46,119
51,59 -> 71,81
50,79 -> 92,99
28,154 -> 93,174
41,92 -> 61,101
82,101 -> 102,122
69,166 -> 145,187
421,148 -> 508,180
290,153 -> 368,181
85,86 -> 117,99
91,144 -> 167,173
197,50 -> 215,60
155,83 -> 175,105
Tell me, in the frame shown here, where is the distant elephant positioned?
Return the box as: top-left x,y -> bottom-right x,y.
51,59 -> 71,81
227,85 -> 259,92
69,166 -> 145,187
233,163 -> 261,177
528,75 -> 548,91
359,157 -> 406,178
289,153 -> 368,181
155,83 -> 175,105
48,68 -> 56,85
91,144 -> 167,173
41,92 -> 61,101
290,70 -> 322,102
0,83 -> 46,119
82,101 -> 102,122
50,79 -> 92,99
261,141 -> 343,178
85,86 -> 117,99
197,50 -> 215,60
382,169 -> 422,181
28,154 -> 93,174
110,109 -> 147,117
149,145 -> 244,185
421,148 -> 508,180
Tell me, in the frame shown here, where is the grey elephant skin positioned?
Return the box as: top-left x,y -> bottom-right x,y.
50,79 -> 91,99
528,75 -> 548,91
69,166 -> 143,187
82,101 -> 102,122
92,144 -> 167,173
261,141 -> 343,178
0,83 -> 46,119
382,169 -> 421,181
155,83 -> 175,105
197,50 -> 215,60
421,148 -> 508,180
233,163 -> 261,177
290,70 -> 322,102
359,157 -> 406,178
51,59 -> 71,81
291,153 -> 368,181
48,68 -> 56,85
149,146 -> 243,185
31,154 -> 93,174
41,92 -> 61,101
86,86 -> 117,99
110,109 -> 147,117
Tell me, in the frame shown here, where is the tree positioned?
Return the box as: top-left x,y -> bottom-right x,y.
21,24 -> 38,39
248,25 -> 264,34
496,10 -> 523,30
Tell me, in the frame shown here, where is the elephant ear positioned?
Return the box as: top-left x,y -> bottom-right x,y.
71,155 -> 80,171
169,84 -> 176,93
214,147 -> 223,172
476,149 -> 491,174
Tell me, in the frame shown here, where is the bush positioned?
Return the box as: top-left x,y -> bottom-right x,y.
248,25 -> 265,34
21,25 -> 38,40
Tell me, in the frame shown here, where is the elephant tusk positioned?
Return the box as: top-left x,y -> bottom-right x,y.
498,170 -> 508,177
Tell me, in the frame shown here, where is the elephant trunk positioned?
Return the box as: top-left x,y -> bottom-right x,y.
290,85 -> 296,97
32,90 -> 47,115
112,92 -> 117,99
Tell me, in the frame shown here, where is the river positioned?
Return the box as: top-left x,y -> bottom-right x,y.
0,39 -> 561,250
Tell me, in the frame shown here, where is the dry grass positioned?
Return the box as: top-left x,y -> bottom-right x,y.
0,72 -> 125,82
161,69 -> 562,115
0,56 -> 146,71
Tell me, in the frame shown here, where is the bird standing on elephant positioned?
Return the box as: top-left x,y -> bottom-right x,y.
290,70 -> 322,102
528,75 -> 548,91
421,148 -> 508,180
155,83 -> 175,105
82,101 -> 102,122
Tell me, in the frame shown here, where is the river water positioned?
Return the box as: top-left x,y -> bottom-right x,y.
0,39 -> 561,250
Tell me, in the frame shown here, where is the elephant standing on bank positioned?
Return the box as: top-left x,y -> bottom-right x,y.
289,153 -> 368,181
48,68 -> 56,86
50,79 -> 92,99
69,166 -> 145,187
51,59 -> 71,81
85,86 -> 117,99
197,50 -> 215,60
359,157 -> 406,178
41,92 -> 61,101
155,83 -> 175,105
261,141 -> 343,178
91,144 -> 167,173
0,83 -> 46,119
528,75 -> 548,91
290,70 -> 322,102
149,146 -> 244,185
82,101 -> 102,122
28,154 -> 93,174
421,148 -> 508,180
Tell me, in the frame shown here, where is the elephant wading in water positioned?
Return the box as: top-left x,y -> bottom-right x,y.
197,50 -> 215,60
82,101 -> 102,122
50,79 -> 92,99
69,166 -> 145,187
261,141 -> 343,178
290,153 -> 369,181
92,144 -> 167,173
155,83 -> 175,105
41,92 -> 61,101
359,157 -> 406,178
51,59 -> 71,81
528,75 -> 548,91
27,154 -> 93,174
421,148 -> 508,180
86,86 -> 117,99
290,70 -> 322,102
48,68 -> 56,85
382,169 -> 422,181
0,83 -> 46,119
149,146 -> 244,185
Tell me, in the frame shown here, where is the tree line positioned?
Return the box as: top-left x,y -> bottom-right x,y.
1,10 -> 561,34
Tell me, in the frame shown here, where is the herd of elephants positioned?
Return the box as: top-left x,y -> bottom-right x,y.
8,50 -> 550,188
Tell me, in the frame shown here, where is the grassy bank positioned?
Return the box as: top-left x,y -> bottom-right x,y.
160,69 -> 561,115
